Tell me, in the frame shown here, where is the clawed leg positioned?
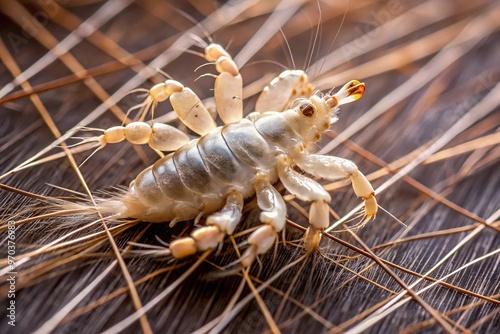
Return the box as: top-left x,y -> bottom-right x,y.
95,43 -> 242,146
170,174 -> 287,268
276,155 -> 332,251
168,177 -> 285,268
75,121 -> 190,153
255,70 -> 314,113
293,153 -> 377,219
125,78 -> 217,136
292,152 -> 377,249
240,173 -> 287,267
77,73 -> 217,160
204,43 -> 243,124
169,191 -> 244,258
204,44 -> 316,122
75,65 -> 236,155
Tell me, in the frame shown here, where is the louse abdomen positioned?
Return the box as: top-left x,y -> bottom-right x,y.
129,116 -> 296,222
220,119 -> 274,168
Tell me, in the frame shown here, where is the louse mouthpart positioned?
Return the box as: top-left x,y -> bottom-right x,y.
325,80 -> 366,109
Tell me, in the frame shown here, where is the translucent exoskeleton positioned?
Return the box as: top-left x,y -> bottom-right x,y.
73,43 -> 377,267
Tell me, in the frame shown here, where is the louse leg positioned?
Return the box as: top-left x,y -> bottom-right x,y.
240,174 -> 287,267
77,73 -> 227,152
134,79 -> 184,122
293,152 -> 378,249
77,121 -> 190,153
204,43 -> 243,124
130,78 -> 217,136
167,82 -> 217,136
205,191 -> 244,235
169,191 -> 244,259
255,70 -> 314,113
276,155 -> 332,251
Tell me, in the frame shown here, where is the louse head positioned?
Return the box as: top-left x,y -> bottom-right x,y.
287,80 -> 365,143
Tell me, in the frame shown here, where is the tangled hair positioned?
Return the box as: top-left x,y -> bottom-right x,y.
0,1 -> 498,333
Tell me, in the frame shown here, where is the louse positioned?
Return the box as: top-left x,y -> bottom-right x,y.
70,43 -> 377,267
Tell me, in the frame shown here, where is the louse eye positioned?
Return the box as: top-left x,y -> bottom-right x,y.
299,102 -> 316,117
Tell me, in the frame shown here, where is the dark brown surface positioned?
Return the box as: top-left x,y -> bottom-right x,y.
0,0 -> 499,333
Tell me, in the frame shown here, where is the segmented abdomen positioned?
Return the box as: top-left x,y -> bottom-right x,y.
129,116 -> 297,222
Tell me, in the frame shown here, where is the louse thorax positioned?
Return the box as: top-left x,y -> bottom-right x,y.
282,80 -> 366,145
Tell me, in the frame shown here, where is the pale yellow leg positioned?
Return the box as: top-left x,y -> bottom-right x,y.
240,174 -> 286,267
204,43 -> 243,124
255,70 -> 313,113
169,191 -> 244,259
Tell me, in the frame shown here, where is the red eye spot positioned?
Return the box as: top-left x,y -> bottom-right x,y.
300,103 -> 315,117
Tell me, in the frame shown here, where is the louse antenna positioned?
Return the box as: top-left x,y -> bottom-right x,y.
305,0 -> 323,73
314,0 -> 351,84
173,6 -> 213,44
276,18 -> 295,70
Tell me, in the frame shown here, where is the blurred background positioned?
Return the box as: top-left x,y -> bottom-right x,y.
0,0 -> 499,333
